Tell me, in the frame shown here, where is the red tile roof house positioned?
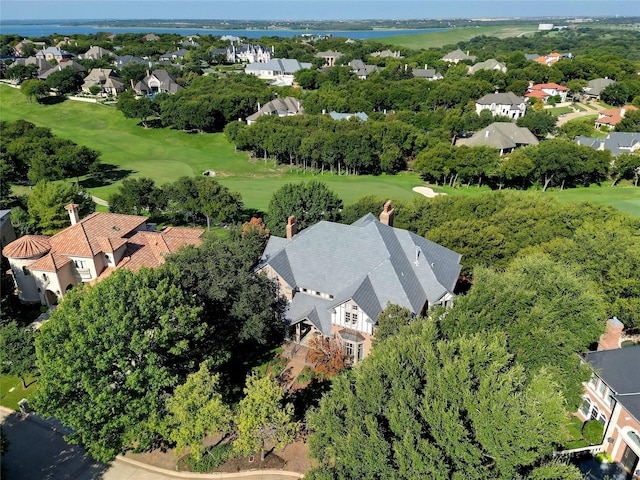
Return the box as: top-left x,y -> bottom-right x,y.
525,82 -> 569,103
595,105 -> 639,129
2,204 -> 203,306
570,318 -> 640,478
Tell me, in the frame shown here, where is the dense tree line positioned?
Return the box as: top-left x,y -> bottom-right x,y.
0,120 -> 101,185
226,114 -> 425,174
109,176 -> 243,229
342,192 -> 640,331
414,138 -> 612,190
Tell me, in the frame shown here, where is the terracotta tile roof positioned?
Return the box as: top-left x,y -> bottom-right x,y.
97,236 -> 128,253
596,105 -> 638,126
532,83 -> 568,91
50,213 -> 147,257
524,90 -> 546,99
2,235 -> 51,259
28,253 -> 72,272
118,228 -> 204,272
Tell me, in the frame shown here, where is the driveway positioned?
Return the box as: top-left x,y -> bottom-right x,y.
556,101 -> 604,127
0,408 -> 302,480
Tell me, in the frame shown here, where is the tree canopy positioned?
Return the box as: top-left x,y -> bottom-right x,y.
307,319 -> 577,479
266,181 -> 343,236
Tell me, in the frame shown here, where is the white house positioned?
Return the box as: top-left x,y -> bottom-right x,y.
475,92 -> 527,119
245,58 -> 312,86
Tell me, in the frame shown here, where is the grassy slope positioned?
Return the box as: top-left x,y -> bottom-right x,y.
1,84 -> 638,215
377,24 -> 539,49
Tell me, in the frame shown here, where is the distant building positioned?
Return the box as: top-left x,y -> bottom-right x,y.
441,49 -> 476,64
468,59 -> 507,74
349,60 -> 379,79
329,111 -> 368,122
245,58 -> 312,86
525,82 -> 569,103
246,96 -> 304,125
370,50 -> 402,59
315,50 -> 343,67
412,65 -> 443,81
475,92 -> 527,120
576,132 -> 640,156
594,105 -> 638,129
538,23 -> 554,30
133,70 -> 183,95
455,122 -> 538,155
582,78 -> 616,100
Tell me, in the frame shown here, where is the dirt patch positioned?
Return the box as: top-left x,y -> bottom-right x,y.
412,186 -> 446,198
214,452 -> 286,472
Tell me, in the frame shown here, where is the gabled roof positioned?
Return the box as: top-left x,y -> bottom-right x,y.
246,97 -> 304,122
458,122 -> 538,150
38,60 -> 86,80
596,105 -> 638,126
245,58 -> 311,74
529,82 -> 568,91
583,345 -> 640,422
469,59 -> 506,73
2,235 -> 51,259
583,78 -> 615,96
441,48 -> 476,62
258,214 -> 462,326
10,57 -> 54,76
476,92 -> 525,107
134,70 -> 183,94
80,46 -> 113,59
412,67 -> 442,79
113,55 -> 147,66
329,111 -> 368,121
28,253 -> 72,272
118,228 -> 203,272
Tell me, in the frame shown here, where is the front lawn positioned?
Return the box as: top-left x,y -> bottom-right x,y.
0,375 -> 39,411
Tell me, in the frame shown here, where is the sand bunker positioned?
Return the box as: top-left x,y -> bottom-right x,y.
412,186 -> 446,198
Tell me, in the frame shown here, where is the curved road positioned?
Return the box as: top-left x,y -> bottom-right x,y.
0,407 -> 302,480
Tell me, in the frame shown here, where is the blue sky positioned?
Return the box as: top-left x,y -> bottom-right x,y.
1,0 -> 638,21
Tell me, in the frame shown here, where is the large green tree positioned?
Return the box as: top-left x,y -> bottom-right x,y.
266,181 -> 343,237
439,254 -> 606,408
27,180 -> 95,235
163,361 -> 232,461
34,268 -> 206,461
233,374 -> 298,461
307,320 -> 576,479
0,322 -> 37,389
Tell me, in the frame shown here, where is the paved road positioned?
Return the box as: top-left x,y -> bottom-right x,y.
556,101 -> 604,127
0,408 -> 301,480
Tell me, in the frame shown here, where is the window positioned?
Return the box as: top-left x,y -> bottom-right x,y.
357,343 -> 364,362
590,405 -> 599,421
588,375 -> 597,389
579,397 -> 591,417
351,313 -> 358,325
74,260 -> 85,269
22,266 -> 30,276
344,341 -> 354,357
352,305 -> 358,311
607,391 -> 616,409
42,273 -> 48,282
345,312 -> 351,324
598,413 -> 607,425
597,381 -> 607,397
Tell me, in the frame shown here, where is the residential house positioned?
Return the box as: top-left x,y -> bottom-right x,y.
412,65 -> 443,81
245,58 -> 312,86
329,111 -> 368,122
141,33 -> 160,42
159,49 -> 189,62
227,44 -> 272,63
370,50 -> 402,59
349,60 -> 379,79
133,69 -> 183,95
113,55 -> 149,68
315,50 -> 343,67
256,202 -> 462,364
2,204 -> 203,306
576,318 -> 640,478
525,82 -> 569,103
246,96 -> 304,125
8,56 -> 54,78
181,36 -> 200,47
475,92 -> 527,120
13,38 -> 46,56
78,46 -> 113,60
441,49 -> 476,64
576,132 -> 640,156
468,59 -> 507,74
531,51 -> 572,66
35,47 -> 74,62
81,68 -> 125,96
456,122 -> 538,155
37,60 -> 86,81
582,78 -> 616,100
0,210 -> 16,250
594,105 -> 638,129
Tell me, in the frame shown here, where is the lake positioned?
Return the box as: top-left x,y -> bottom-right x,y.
0,23 -> 446,39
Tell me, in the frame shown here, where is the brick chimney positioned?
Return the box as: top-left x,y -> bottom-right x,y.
286,216 -> 297,240
597,317 -> 624,351
379,200 -> 395,227
65,203 -> 80,226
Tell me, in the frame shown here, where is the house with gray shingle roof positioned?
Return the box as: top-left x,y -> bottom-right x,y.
412,65 -> 443,81
349,60 -> 379,79
35,46 -> 74,62
456,122 -> 538,155
582,78 -> 616,99
441,48 -> 476,64
475,92 -> 527,120
245,58 -> 312,86
159,49 -> 189,61
256,203 -> 462,363
79,45 -> 113,60
576,319 -> 640,475
576,132 -> 640,156
246,97 -> 304,124
9,56 -> 54,78
134,69 -> 182,95
468,58 -> 507,74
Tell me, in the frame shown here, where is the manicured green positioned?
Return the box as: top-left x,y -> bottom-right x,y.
0,375 -> 38,411
378,25 -> 539,49
2,84 -> 637,216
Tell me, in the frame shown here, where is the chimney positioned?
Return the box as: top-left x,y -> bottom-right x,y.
485,130 -> 490,138
146,69 -> 150,77
425,64 -> 428,70
597,317 -> 624,351
130,78 -> 135,89
379,200 -> 395,227
286,216 -> 297,240
65,203 -> 80,225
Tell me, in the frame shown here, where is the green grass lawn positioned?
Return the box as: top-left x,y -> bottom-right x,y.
378,24 -> 539,49
2,84 -> 638,216
0,375 -> 39,411
546,106 -> 573,116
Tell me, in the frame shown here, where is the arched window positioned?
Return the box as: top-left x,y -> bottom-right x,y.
579,397 -> 591,417
598,413 -> 607,425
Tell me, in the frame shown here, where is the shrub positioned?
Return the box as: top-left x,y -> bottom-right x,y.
181,443 -> 233,472
296,366 -> 316,384
583,420 -> 604,445
595,452 -> 613,463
